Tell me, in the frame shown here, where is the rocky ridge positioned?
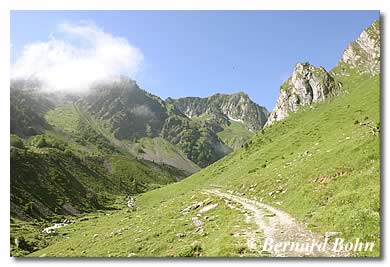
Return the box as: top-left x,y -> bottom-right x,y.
266,20 -> 380,126
168,92 -> 269,132
266,63 -> 342,126
340,20 -> 380,75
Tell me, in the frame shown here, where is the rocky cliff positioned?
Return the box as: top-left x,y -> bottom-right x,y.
266,63 -> 342,126
168,92 -> 269,132
266,20 -> 380,126
339,20 -> 380,75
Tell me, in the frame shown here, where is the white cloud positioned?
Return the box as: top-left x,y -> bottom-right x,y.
11,22 -> 143,92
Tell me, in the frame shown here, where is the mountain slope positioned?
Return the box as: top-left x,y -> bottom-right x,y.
126,137 -> 200,174
45,101 -> 201,173
79,78 -> 232,168
266,20 -> 380,126
168,92 -> 269,131
168,93 -> 269,149
81,78 -> 170,141
10,87 -> 191,222
160,114 -> 232,167
10,137 -> 186,221
339,20 -> 380,75
10,82 -> 53,137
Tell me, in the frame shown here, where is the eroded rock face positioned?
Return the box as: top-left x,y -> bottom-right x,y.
266,63 -> 341,126
266,20 -> 380,127
169,93 -> 269,132
340,20 -> 380,75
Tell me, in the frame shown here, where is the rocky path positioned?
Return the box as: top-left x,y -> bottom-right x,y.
204,189 -> 348,257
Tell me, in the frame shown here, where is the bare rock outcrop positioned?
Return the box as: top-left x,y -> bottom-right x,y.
340,20 -> 380,75
168,92 -> 269,132
266,20 -> 380,127
266,63 -> 341,126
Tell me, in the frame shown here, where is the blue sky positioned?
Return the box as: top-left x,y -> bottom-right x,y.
11,11 -> 379,110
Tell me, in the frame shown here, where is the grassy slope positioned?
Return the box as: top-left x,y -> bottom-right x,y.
46,103 -> 199,174
11,100 -> 190,253
45,104 -> 80,134
191,113 -> 254,150
10,88 -> 53,137
10,146 -> 184,214
10,147 -> 110,219
126,137 -> 200,174
217,121 -> 253,149
28,70 -> 380,257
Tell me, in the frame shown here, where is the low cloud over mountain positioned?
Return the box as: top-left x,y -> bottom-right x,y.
11,21 -> 143,92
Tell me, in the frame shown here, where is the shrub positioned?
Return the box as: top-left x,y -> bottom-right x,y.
24,202 -> 34,214
10,134 -> 24,149
35,136 -> 48,148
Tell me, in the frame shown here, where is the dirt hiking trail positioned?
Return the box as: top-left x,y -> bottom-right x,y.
204,189 -> 349,257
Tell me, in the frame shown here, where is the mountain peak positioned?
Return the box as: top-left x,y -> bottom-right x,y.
266,20 -> 380,127
266,62 -> 341,126
169,92 -> 269,131
339,20 -> 380,75
231,91 -> 248,97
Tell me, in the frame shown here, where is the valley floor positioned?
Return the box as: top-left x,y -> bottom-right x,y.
14,187 -> 356,257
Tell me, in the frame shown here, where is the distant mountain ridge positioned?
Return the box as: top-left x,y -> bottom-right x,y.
10,75 -> 269,176
167,92 -> 269,132
78,78 -> 234,168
